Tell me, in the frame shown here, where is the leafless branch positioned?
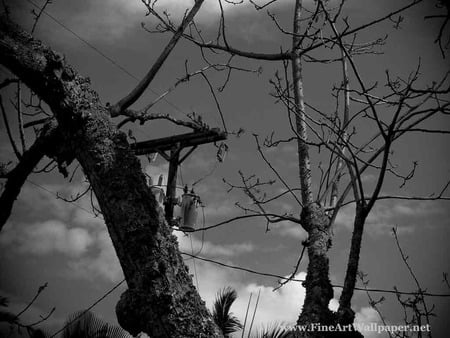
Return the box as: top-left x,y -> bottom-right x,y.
33,158 -> 57,174
187,212 -> 301,233
249,0 -> 280,11
0,120 -> 62,230
273,242 -> 307,291
254,134 -> 303,207
56,184 -> 91,203
117,110 -> 207,130
424,0 -> 450,58
392,227 -> 434,337
109,0 -> 205,116
31,0 -> 53,34
358,272 -> 394,338
0,95 -> 21,160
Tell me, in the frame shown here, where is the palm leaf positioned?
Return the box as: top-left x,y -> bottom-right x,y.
254,322 -> 291,338
62,310 -> 130,338
212,287 -> 243,337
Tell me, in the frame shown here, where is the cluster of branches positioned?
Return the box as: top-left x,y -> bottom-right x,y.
357,227 -> 449,338
0,283 -> 54,338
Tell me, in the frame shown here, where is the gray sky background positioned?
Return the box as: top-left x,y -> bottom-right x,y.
0,0 -> 449,337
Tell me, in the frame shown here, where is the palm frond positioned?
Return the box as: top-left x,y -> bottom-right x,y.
62,310 -> 130,338
212,287 -> 243,337
254,322 -> 291,338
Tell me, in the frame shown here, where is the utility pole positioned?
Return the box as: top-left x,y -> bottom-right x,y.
131,128 -> 227,225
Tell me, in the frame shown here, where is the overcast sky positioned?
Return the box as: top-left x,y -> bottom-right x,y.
1,0 -> 449,337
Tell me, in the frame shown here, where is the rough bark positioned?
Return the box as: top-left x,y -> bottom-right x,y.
0,16 -> 222,338
292,203 -> 364,337
297,204 -> 334,328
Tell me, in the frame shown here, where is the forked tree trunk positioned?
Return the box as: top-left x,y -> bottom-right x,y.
0,17 -> 222,338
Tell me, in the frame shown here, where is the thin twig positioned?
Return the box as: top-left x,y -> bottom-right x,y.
0,95 -> 22,159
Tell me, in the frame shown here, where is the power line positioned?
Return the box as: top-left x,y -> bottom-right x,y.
27,178 -> 450,299
49,279 -> 126,338
181,252 -> 450,298
24,0 -> 187,118
26,179 -> 103,220
24,183 -> 124,337
25,0 -> 138,82
25,181 -> 126,337
24,0 -> 230,149
27,179 -> 450,299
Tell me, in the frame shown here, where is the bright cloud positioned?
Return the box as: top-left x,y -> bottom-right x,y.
186,256 -> 380,337
68,230 -> 124,282
355,307 -> 385,338
234,273 -> 307,334
0,220 -> 94,257
183,255 -> 308,336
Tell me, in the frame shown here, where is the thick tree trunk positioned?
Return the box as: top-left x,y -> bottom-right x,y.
0,17 -> 222,338
297,204 -> 334,328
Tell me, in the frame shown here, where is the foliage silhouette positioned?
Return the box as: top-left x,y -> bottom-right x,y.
212,287 -> 243,337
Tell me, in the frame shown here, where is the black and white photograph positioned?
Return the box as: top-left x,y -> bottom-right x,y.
0,0 -> 449,337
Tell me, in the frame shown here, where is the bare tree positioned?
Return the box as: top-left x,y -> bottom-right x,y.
150,0 -> 448,336
0,1 -> 449,338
